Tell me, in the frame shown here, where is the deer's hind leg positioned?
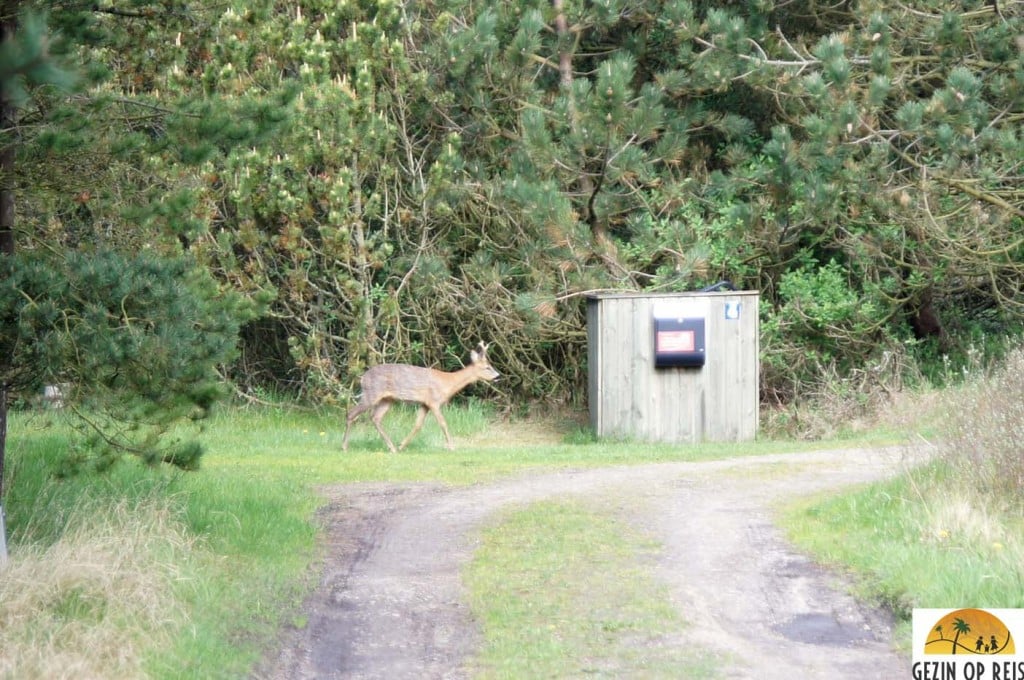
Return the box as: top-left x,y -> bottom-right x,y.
371,399 -> 398,452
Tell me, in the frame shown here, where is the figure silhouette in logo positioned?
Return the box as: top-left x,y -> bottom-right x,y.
977,636 -> 984,652
991,635 -> 999,653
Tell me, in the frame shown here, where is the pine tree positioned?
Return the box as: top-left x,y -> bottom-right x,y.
185,1 -> 420,399
6,0 -> 1012,412
0,1 -> 287,492
686,0 -> 1023,392
1,1 -> 79,561
177,0 -> 1021,402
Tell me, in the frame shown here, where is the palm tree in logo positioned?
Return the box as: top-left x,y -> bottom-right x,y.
951,617 -> 972,654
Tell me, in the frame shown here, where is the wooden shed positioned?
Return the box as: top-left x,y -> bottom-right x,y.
586,291 -> 760,443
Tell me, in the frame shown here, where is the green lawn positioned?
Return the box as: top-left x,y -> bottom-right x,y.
467,499 -> 718,679
2,402 -> 1020,677
781,462 -> 1024,652
0,405 -> 807,678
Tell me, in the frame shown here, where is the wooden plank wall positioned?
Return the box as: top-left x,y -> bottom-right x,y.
587,292 -> 759,443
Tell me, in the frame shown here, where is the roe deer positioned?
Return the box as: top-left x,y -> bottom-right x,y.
342,341 -> 500,452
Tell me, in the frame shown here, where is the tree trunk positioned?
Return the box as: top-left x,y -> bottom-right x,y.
0,7 -> 15,257
0,384 -> 5,566
0,384 -> 7,502
351,158 -> 378,367
0,136 -> 12,254
551,0 -> 618,266
0,6 -> 18,563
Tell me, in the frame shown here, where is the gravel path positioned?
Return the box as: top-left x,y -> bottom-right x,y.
255,446 -> 925,679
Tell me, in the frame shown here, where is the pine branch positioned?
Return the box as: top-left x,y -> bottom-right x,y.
697,35 -> 1008,72
91,4 -> 193,21
884,133 -> 1024,219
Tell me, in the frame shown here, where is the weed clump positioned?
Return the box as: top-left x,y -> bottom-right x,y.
0,498 -> 192,679
940,347 -> 1024,503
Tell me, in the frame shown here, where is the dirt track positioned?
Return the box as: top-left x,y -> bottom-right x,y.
255,447 -> 925,679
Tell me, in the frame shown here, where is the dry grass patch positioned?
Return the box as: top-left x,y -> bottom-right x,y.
939,347 -> 1024,498
0,498 -> 194,680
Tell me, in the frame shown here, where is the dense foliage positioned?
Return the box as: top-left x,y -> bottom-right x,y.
0,0 -> 272,472
0,250 -> 247,469
4,0 -> 1023,412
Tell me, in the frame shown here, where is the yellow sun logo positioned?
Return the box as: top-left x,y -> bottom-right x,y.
924,609 -> 1015,655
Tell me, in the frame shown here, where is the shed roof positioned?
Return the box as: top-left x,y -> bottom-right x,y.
586,290 -> 760,300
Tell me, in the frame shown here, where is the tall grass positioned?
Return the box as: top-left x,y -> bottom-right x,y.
0,432 -> 196,680
0,496 -> 191,680
1,416 -> 319,679
939,347 -> 1024,499
786,466 -> 1024,616
783,346 -> 1024,645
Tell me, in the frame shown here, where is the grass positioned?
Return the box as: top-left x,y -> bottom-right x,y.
466,499 -> 716,679
0,494 -> 191,679
1,424 -> 320,680
782,465 -> 1024,655
780,348 -> 1024,652
196,401 -> 836,488
3,354 -> 1024,678
0,402 -> 818,679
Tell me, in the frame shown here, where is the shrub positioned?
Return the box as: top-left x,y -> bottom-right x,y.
940,346 -> 1024,501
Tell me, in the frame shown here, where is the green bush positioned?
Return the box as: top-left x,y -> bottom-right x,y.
761,259 -> 902,403
1,250 -> 250,470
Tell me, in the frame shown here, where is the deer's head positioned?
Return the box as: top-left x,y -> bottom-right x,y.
471,341 -> 500,381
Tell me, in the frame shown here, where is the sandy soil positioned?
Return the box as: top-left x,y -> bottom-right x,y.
254,446 -> 927,679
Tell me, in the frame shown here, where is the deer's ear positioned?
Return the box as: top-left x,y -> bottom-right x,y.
471,350 -> 480,363
477,341 -> 488,354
